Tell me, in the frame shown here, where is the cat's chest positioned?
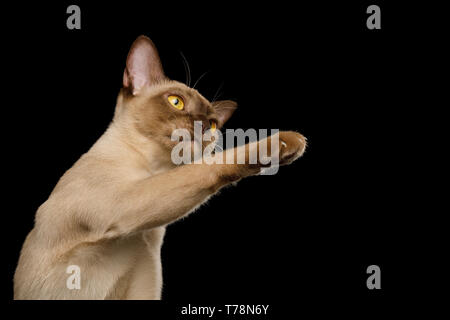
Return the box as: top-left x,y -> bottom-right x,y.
99,227 -> 166,263
78,227 -> 165,287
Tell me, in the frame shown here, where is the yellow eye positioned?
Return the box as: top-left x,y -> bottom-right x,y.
210,120 -> 217,133
168,95 -> 184,110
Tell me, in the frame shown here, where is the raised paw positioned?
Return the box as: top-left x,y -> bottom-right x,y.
278,131 -> 307,165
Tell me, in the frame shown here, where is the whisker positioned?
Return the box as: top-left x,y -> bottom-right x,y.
192,70 -> 210,89
212,81 -> 224,103
179,51 -> 192,87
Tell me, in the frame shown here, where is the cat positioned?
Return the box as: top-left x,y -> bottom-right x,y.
14,35 -> 306,299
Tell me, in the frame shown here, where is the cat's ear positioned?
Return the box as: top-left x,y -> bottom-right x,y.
123,35 -> 166,95
212,100 -> 237,127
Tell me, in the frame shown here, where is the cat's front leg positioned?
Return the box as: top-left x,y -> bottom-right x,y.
217,131 -> 307,182
103,132 -> 305,237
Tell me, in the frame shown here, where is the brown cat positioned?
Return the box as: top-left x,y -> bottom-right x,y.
14,35 -> 306,299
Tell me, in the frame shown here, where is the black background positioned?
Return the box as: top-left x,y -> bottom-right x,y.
2,0 -> 444,317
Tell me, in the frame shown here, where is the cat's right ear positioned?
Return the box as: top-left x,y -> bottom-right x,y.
212,100 -> 237,127
123,35 -> 166,95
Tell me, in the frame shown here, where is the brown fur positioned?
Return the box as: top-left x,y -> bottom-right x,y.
14,36 -> 306,299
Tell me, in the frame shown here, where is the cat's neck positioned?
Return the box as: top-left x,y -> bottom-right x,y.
90,119 -> 175,177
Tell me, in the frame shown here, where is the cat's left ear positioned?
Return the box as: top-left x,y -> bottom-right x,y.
123,35 -> 166,95
212,100 -> 237,127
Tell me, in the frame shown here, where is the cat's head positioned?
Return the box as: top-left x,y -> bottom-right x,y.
115,35 -> 236,153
